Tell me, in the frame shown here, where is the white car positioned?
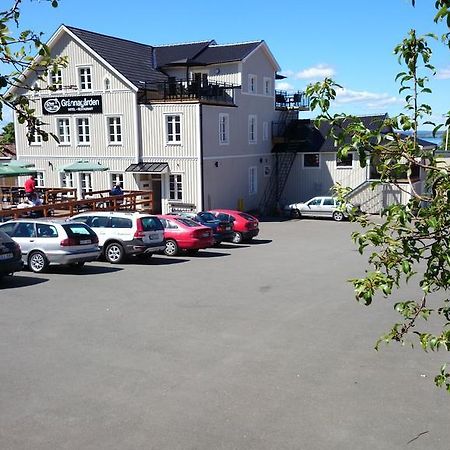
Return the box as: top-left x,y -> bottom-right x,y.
284,196 -> 349,221
69,211 -> 165,263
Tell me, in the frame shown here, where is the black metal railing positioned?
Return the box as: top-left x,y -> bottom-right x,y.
138,80 -> 236,105
275,90 -> 309,110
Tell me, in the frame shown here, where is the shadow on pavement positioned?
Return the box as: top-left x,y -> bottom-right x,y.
0,274 -> 49,290
248,239 -> 272,245
45,264 -> 123,275
192,250 -> 231,258
217,243 -> 250,250
129,255 -> 189,266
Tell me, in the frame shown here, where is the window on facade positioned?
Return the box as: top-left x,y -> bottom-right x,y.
78,67 -> 92,90
336,153 -> 353,168
169,174 -> 183,200
50,69 -> 62,91
57,118 -> 71,144
35,171 -> 45,187
249,166 -> 257,195
248,74 -> 257,93
76,117 -> 90,144
219,113 -> 229,145
107,117 -> 122,144
263,121 -> 269,141
166,115 -> 181,144
110,173 -> 124,188
248,115 -> 257,144
264,77 -> 271,95
60,172 -> 74,188
81,173 -> 93,194
30,126 -> 42,145
104,77 -> 111,91
303,153 -> 320,168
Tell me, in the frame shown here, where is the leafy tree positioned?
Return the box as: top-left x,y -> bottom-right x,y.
1,121 -> 14,143
0,0 -> 65,145
306,1 -> 450,391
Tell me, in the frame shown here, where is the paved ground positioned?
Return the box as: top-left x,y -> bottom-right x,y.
1,218 -> 449,450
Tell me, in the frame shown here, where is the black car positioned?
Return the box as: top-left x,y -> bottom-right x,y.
180,211 -> 234,245
0,230 -> 23,279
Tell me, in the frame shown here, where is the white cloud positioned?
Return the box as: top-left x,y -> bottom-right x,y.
294,64 -> 336,80
335,88 -> 401,109
275,81 -> 294,91
436,66 -> 450,80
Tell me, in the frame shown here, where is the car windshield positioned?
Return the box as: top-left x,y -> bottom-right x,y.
62,223 -> 96,238
198,212 -> 216,222
176,218 -> 200,227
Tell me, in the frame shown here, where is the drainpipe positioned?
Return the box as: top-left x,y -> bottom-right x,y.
198,103 -> 205,211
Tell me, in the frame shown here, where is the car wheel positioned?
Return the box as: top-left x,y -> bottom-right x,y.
232,232 -> 243,244
333,211 -> 344,222
28,251 -> 48,273
290,208 -> 301,219
164,239 -> 179,256
104,242 -> 124,264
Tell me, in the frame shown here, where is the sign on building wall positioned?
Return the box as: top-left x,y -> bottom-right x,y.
42,95 -> 103,115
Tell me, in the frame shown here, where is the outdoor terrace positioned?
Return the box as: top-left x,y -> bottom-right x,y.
275,90 -> 309,111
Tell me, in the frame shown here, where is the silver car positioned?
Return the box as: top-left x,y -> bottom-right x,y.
0,219 -> 101,273
284,196 -> 349,221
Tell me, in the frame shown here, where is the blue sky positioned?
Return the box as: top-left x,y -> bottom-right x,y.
5,0 -> 450,128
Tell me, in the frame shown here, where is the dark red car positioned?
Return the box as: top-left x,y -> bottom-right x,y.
208,209 -> 259,244
157,214 -> 214,256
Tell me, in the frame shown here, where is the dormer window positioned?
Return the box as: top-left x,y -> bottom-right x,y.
78,66 -> 92,91
50,69 -> 62,91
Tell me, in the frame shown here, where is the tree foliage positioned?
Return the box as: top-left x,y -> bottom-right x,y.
0,0 -> 65,145
1,121 -> 14,143
306,1 -> 450,391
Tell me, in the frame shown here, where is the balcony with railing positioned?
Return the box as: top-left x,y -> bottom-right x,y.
138,79 -> 237,106
275,90 -> 309,111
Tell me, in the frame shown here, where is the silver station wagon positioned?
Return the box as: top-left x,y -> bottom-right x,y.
284,196 -> 350,221
0,219 -> 101,273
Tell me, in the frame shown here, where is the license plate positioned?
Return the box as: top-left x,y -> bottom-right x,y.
80,240 -> 91,245
0,252 -> 13,260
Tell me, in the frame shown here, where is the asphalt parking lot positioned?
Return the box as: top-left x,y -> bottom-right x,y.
1,218 -> 449,450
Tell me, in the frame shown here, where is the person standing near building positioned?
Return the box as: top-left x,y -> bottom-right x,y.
24,175 -> 36,200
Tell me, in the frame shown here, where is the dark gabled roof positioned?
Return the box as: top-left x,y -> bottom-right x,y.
154,41 -> 213,68
66,25 -> 167,86
190,41 -> 262,65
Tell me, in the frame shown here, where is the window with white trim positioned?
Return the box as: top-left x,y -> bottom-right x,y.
30,125 -> 42,145
264,77 -> 271,95
249,166 -> 257,195
81,173 -> 93,195
60,172 -> 74,188
107,116 -> 122,144
104,77 -> 111,91
50,69 -> 62,91
78,66 -> 92,90
76,117 -> 90,144
263,121 -> 269,141
219,113 -> 229,145
248,74 -> 257,94
110,173 -> 124,188
169,174 -> 183,200
336,152 -> 353,168
35,171 -> 45,187
166,115 -> 181,144
303,153 -> 320,168
248,115 -> 257,144
57,118 -> 71,144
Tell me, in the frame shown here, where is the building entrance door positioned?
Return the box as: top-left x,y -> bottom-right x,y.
137,174 -> 162,214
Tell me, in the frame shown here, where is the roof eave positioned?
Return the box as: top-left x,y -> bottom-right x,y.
241,41 -> 281,72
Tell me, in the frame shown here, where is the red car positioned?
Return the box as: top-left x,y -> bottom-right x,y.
208,209 -> 259,244
157,214 -> 214,256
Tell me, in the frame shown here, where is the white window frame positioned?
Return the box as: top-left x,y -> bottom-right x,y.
169,174 -> 183,201
165,114 -> 182,145
35,171 -> 45,187
75,117 -> 91,145
249,166 -> 257,195
263,121 -> 269,141
30,125 -> 43,146
219,113 -> 229,145
80,172 -> 93,195
263,77 -> 272,96
248,115 -> 257,144
106,116 -> 122,144
60,172 -> 74,188
104,76 -> 111,92
78,66 -> 92,91
303,153 -> 321,169
248,74 -> 257,94
49,68 -> 63,91
110,173 -> 124,188
56,117 -> 71,145
336,152 -> 354,169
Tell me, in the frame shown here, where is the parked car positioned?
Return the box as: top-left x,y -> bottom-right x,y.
0,230 -> 23,279
283,196 -> 350,221
0,219 -> 100,273
179,211 -> 234,245
69,211 -> 165,264
157,214 -> 214,256
208,209 -> 259,244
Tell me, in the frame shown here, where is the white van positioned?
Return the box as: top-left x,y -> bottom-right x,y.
70,211 -> 165,263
